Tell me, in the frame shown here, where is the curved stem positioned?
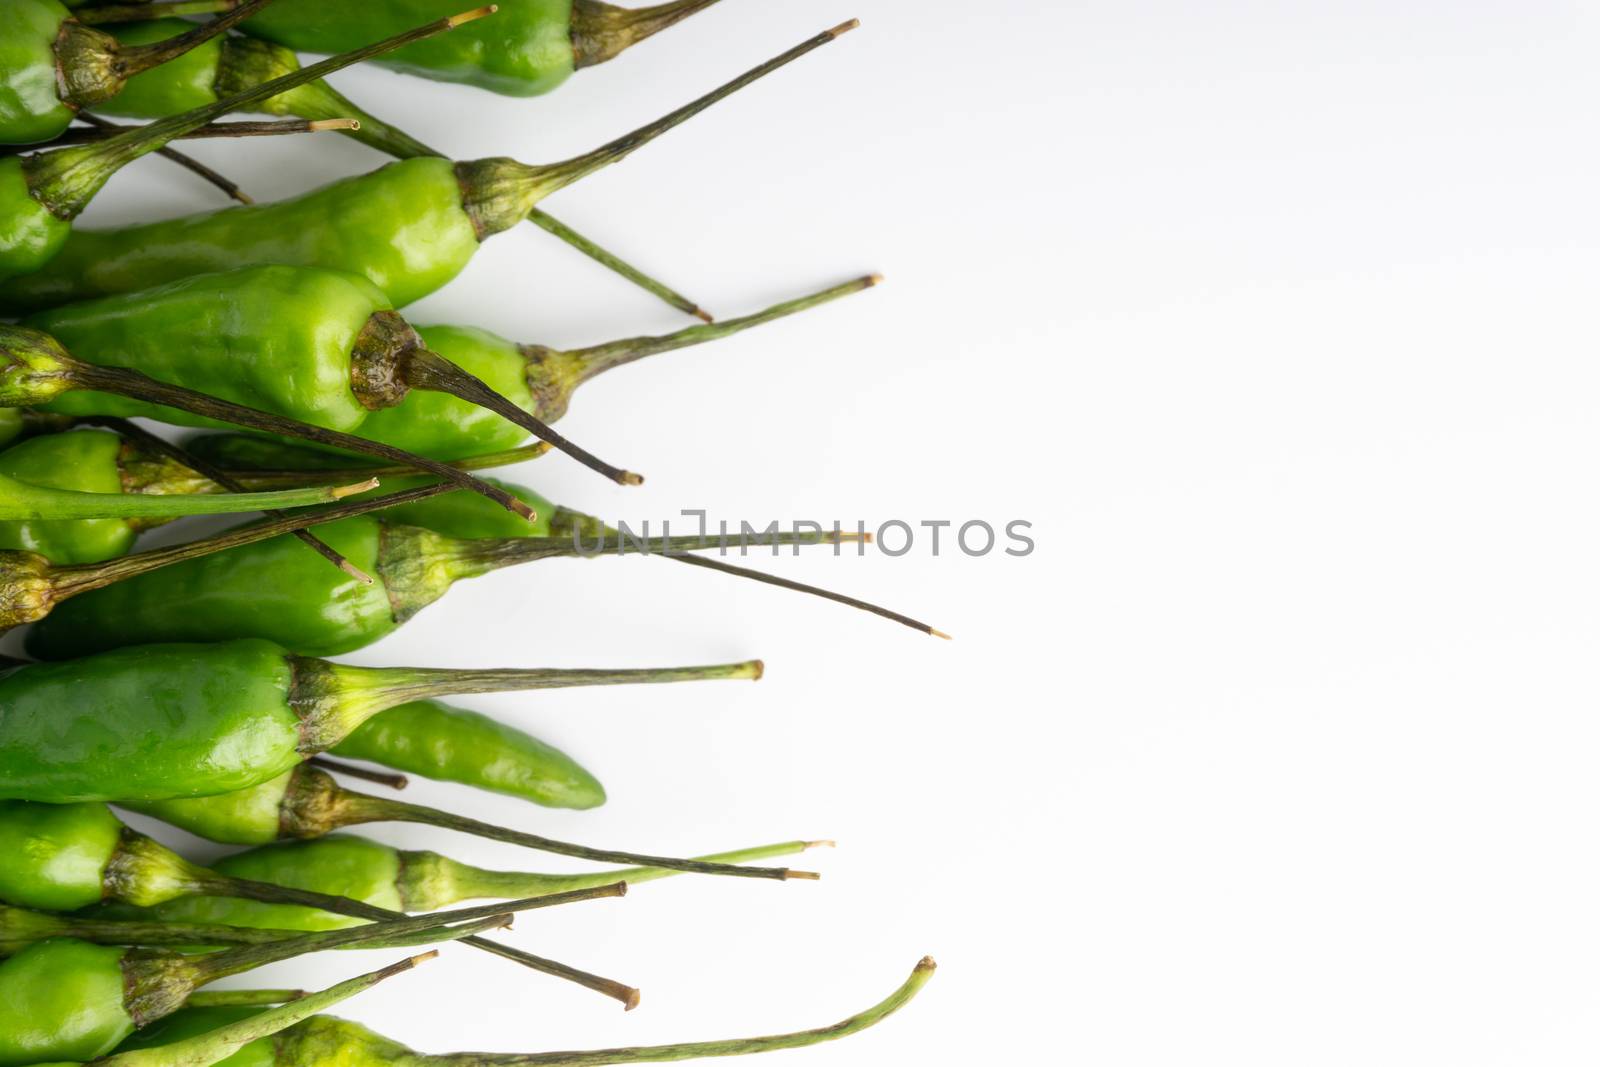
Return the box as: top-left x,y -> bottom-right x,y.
526,210 -> 711,321
334,791 -> 815,882
402,348 -> 642,487
70,112 -> 252,204
445,958 -> 937,1067
109,0 -> 276,78
195,872 -> 639,1008
184,989 -> 304,1008
564,276 -> 877,383
97,955 -> 438,1067
444,841 -> 826,902
77,1 -> 242,26
65,358 -> 536,520
188,891 -> 618,986
570,0 -> 726,70
529,20 -> 857,199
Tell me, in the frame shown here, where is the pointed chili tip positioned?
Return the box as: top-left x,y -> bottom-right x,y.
828,18 -> 861,37
785,870 -> 822,881
331,478 -> 381,499
930,629 -> 952,641
623,988 -> 643,1012
805,839 -> 837,849
692,307 -> 715,323
449,5 -> 498,27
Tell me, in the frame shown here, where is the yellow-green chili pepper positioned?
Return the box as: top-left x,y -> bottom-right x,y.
114,957 -> 936,1067
94,16 -> 708,319
0,801 -> 636,1000
0,0 -> 273,146
0,22 -> 853,313
242,0 -> 723,97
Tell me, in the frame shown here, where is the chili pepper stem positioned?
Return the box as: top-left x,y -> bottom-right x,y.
76,1 -> 243,26
571,0 -> 727,69
29,4 -> 494,220
525,210 -> 712,321
308,756 -> 409,790
30,118 -> 361,148
402,347 -> 643,486
98,954 -> 436,1067
70,113 -> 254,204
219,443 -> 552,489
96,0 -> 278,80
423,957 -> 936,1067
184,989 -> 305,1008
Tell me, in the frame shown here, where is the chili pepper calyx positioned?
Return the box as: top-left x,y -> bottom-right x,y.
0,326 -> 79,405
278,764 -> 358,839
0,553 -> 57,630
571,0 -> 727,70
52,20 -> 121,110
103,828 -> 213,908
122,950 -> 206,1026
375,522 -> 480,624
350,311 -> 422,410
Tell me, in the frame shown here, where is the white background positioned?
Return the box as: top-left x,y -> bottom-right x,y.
34,0 -> 1600,1063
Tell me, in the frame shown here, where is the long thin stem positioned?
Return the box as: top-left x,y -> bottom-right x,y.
448,958 -> 937,1067
86,414 -> 372,582
184,989 -> 304,1008
338,659 -> 764,711
195,871 -> 640,1008
47,481 -> 460,602
0,470 -> 365,522
571,0 -> 726,69
96,954 -> 438,1067
564,276 -> 877,383
188,890 -> 621,986
70,112 -> 252,204
444,841 -> 828,902
525,210 -> 711,321
110,0 -> 277,78
402,348 -> 642,487
531,20 -> 858,198
65,358 -> 537,520
222,443 -> 550,489
308,756 -> 408,790
38,118 -> 360,148
76,1 -> 240,25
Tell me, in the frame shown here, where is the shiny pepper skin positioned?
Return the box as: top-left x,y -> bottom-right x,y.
0,0 -> 76,145
0,429 -> 137,564
244,0 -> 577,96
28,265 -> 394,431
94,18 -> 221,116
0,155 -> 71,280
0,158 -> 480,312
0,938 -> 135,1066
0,799 -> 122,912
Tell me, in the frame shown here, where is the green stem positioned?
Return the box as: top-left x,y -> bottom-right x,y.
105,0 -> 275,77
561,276 -> 877,383
34,118 -> 358,147
308,756 -> 409,790
0,470 -> 363,521
527,20 -> 858,200
525,210 -> 711,321
184,989 -> 303,1008
192,870 -> 640,1008
571,0 -> 726,69
97,954 -> 438,1067
69,112 -> 253,204
29,4 -> 495,219
63,353 -> 538,520
402,347 -> 643,487
224,444 -> 550,488
440,958 -> 937,1067
450,530 -> 853,571
76,1 -> 241,25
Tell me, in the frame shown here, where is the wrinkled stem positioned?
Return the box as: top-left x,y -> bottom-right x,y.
402,348 -> 642,487
197,872 -> 639,1008
571,0 -> 726,69
530,20 -> 858,199
566,276 -> 877,383
525,210 -> 711,321
98,955 -> 438,1067
66,358 -> 536,520
0,470 -> 361,521
336,792 -> 814,882
110,0 -> 275,78
184,989 -> 303,1008
442,958 -> 937,1067
70,112 -> 252,204
333,659 -> 764,713
188,892 -> 616,985
77,1 -> 241,26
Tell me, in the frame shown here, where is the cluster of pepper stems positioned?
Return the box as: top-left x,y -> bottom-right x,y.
0,2 -> 940,1066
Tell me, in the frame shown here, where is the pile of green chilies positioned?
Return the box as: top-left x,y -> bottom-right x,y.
0,3 -> 938,1065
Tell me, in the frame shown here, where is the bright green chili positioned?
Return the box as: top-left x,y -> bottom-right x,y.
130,833 -> 825,928
28,265 -> 643,486
0,901 -> 541,1067
0,0 -> 273,146
93,17 -> 708,320
114,957 -> 935,1067
0,4 -> 488,280
23,512 -> 857,656
241,0 -> 723,96
80,951 -> 446,1067
0,801 -> 638,1003
0,22 -> 853,313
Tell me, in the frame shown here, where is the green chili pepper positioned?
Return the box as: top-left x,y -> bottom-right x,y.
115,957 -> 935,1067
0,900 -> 542,1067
132,834 -> 825,930
0,21 -> 854,313
23,511 -> 858,656
82,951 -> 445,1067
332,699 -> 603,809
93,17 -> 708,320
0,0 -> 273,146
0,640 -> 767,803
0,4 -> 492,280
0,801 -> 640,1003
28,265 -> 643,486
241,0 -> 723,96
